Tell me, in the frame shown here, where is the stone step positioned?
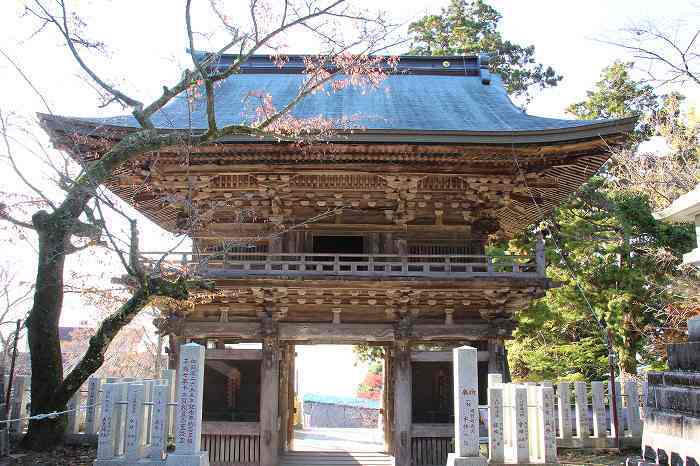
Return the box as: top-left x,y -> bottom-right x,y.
280,451 -> 395,466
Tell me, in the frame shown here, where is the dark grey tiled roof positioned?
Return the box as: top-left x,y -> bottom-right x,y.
80,56 -> 619,134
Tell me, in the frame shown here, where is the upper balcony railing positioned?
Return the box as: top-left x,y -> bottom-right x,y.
141,246 -> 546,280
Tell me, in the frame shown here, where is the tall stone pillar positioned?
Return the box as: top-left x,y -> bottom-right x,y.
260,330 -> 280,466
393,341 -> 412,466
447,346 -> 487,466
166,342 -> 208,466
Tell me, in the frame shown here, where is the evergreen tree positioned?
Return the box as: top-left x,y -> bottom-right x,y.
408,0 -> 562,100
509,62 -> 697,379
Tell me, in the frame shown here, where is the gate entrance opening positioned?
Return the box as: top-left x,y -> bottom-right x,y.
287,344 -> 386,452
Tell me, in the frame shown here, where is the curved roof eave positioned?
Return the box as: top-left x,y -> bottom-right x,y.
38,113 -> 637,146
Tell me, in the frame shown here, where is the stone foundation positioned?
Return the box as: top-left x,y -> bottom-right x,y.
643,316 -> 700,466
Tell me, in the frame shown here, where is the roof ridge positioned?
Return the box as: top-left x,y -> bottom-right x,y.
191,50 -> 491,79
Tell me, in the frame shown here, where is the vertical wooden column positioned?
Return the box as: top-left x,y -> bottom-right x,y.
487,338 -> 506,377
393,341 -> 412,466
260,333 -> 280,466
383,347 -> 394,454
270,236 -> 282,254
168,335 -> 184,370
278,344 -> 296,452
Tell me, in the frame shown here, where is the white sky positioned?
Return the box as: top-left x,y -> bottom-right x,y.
296,345 -> 370,397
0,0 -> 698,394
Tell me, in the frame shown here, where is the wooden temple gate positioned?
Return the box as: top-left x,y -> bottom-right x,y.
40,53 -> 635,466
177,323 -> 508,466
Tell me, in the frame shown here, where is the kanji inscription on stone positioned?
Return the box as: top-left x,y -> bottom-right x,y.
453,346 -> 480,457
174,343 -> 206,455
149,383 -> 169,459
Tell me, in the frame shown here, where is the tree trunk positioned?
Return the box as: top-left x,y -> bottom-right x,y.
21,213 -> 69,450
617,320 -> 640,377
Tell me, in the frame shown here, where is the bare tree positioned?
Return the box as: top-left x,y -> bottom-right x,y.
610,94 -> 700,210
0,264 -> 33,364
602,17 -> 699,88
0,0 -> 399,450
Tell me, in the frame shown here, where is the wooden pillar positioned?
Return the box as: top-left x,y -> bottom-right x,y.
260,334 -> 280,466
393,341 -> 412,466
383,233 -> 394,254
168,334 -> 185,370
369,233 -> 380,254
278,344 -> 296,452
396,239 -> 407,257
383,347 -> 394,453
270,235 -> 282,254
487,338 -> 506,377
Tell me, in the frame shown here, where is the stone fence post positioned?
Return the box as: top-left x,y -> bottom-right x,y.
66,389 -> 81,434
125,383 -> 146,462
624,380 -> 642,439
556,382 -> 572,441
85,377 -> 102,435
162,368 -> 176,439
538,386 -> 557,463
9,376 -> 27,433
488,385 -> 504,463
574,381 -> 589,442
94,382 -> 127,465
149,383 -> 170,460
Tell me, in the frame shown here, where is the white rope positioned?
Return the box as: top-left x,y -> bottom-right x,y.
0,401 -> 100,424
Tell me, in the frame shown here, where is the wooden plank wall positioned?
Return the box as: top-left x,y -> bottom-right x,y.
202,433 -> 261,465
411,437 -> 454,466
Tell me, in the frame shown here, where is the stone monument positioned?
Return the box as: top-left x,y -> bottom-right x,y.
642,316 -> 700,465
447,346 -> 488,466
166,342 -> 210,466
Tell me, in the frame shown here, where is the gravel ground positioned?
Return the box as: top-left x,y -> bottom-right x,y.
558,448 -> 640,466
0,444 -> 639,465
0,445 -> 95,465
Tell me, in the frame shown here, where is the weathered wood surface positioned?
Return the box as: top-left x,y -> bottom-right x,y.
205,348 -> 263,360
260,341 -> 280,466
181,321 -> 514,342
202,422 -> 261,436
384,351 -> 395,455
411,351 -> 490,362
412,323 -> 514,340
46,111 -> 631,240
279,323 -> 395,342
163,252 -> 543,279
183,322 -> 262,339
202,432 -> 260,466
411,423 -> 454,437
393,344 -> 412,466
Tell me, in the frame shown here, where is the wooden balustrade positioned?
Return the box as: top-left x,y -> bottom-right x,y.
202,422 -> 261,466
141,252 -> 545,279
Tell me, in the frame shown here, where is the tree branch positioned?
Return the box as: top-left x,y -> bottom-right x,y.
26,0 -> 144,112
